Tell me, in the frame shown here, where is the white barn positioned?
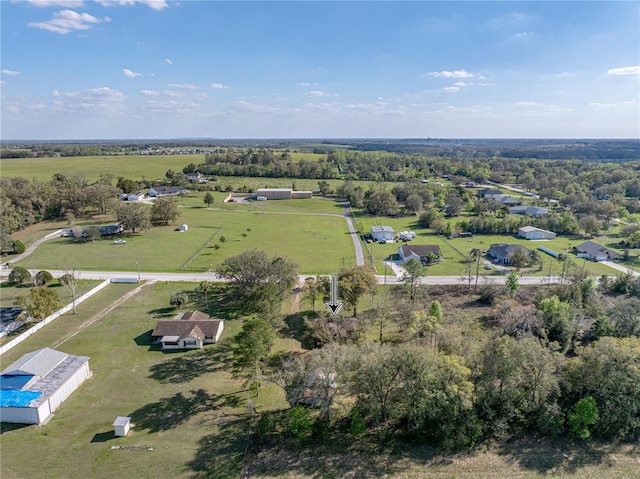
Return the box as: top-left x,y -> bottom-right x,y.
0,348 -> 91,425
370,226 -> 395,242
518,226 -> 556,240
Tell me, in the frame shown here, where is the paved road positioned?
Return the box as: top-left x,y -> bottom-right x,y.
342,202 -> 365,266
601,261 -> 640,277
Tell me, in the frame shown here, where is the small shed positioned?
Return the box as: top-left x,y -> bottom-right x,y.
113,416 -> 131,437
179,224 -> 188,232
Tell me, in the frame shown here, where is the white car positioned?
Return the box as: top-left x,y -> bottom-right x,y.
113,239 -> 126,245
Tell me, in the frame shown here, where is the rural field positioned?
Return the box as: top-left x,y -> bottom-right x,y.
2,281 -> 639,479
12,198 -> 356,274
0,152 -> 327,183
0,281 -> 294,479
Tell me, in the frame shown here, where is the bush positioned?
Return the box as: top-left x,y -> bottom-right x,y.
8,266 -> 31,285
12,240 -> 25,254
287,406 -> 313,439
34,270 -> 53,286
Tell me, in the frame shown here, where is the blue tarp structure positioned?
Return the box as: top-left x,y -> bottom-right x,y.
0,374 -> 41,407
0,389 -> 41,407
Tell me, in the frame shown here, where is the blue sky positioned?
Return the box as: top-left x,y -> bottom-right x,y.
1,1 -> 639,139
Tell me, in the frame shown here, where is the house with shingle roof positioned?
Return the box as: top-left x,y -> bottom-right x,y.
151,311 -> 224,350
488,243 -> 531,265
398,244 -> 441,264
574,241 -> 620,262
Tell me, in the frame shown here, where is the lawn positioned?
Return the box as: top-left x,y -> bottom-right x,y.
0,279 -> 101,306
14,205 -> 355,274
0,281 -> 288,479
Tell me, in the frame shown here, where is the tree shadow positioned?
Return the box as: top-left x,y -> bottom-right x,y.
188,416 -> 250,479
148,342 -> 232,384
494,437 -> 614,475
90,431 -> 116,443
147,307 -> 176,318
130,389 -> 245,434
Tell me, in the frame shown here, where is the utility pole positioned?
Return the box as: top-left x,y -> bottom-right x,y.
136,257 -> 141,283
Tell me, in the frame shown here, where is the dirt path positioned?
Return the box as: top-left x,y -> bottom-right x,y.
289,287 -> 302,315
51,280 -> 156,349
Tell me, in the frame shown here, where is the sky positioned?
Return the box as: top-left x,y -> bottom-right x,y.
1,1 -> 639,140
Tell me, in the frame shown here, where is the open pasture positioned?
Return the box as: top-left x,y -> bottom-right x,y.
0,281 -> 288,479
14,203 -> 354,274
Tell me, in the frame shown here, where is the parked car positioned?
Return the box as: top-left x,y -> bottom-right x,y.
113,239 -> 126,245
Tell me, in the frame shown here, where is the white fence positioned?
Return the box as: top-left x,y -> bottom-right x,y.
0,279 -> 111,356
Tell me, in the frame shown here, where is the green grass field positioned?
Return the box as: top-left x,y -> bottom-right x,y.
0,152 -> 327,182
13,200 -> 354,274
0,281 -> 289,479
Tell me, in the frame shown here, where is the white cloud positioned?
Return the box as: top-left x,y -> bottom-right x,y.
140,89 -> 160,96
511,31 -> 532,40
230,101 -> 278,114
454,81 -> 473,87
210,83 -> 230,89
165,58 -> 172,64
123,68 -> 142,78
429,69 -> 474,78
590,102 -> 616,108
443,86 -> 460,92
163,90 -> 185,97
168,83 -> 198,89
28,9 -> 103,34
64,86 -> 125,102
516,101 -> 541,107
96,0 -> 168,10
305,90 -> 338,97
140,101 -> 200,114
0,81 -> 7,88
53,89 -> 60,96
607,66 -> 640,76
1,69 -> 21,76
5,105 -> 20,114
24,1 -> 85,7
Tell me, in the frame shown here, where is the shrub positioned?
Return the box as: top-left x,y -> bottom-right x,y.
8,266 -> 31,285
34,270 -> 53,286
12,240 -> 25,254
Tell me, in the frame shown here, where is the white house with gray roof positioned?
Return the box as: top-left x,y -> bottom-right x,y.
0,348 -> 91,425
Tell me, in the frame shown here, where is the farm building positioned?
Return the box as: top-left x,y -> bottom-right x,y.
398,244 -> 441,264
575,241 -> 620,262
147,186 -> 189,197
499,197 -> 521,206
254,188 -> 312,200
151,311 -> 224,350
370,226 -> 395,243
186,172 -> 207,183
0,348 -> 91,425
518,226 -> 557,240
488,243 -> 532,265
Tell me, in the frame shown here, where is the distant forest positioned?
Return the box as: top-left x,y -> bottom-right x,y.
1,138 -> 639,161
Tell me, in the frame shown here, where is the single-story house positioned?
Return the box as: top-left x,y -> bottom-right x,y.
370,226 -> 395,243
147,186 -> 189,197
518,226 -> 557,240
151,311 -> 224,350
510,206 -> 550,217
476,188 -> 504,199
499,197 -> 521,206
575,241 -> 620,262
0,348 -> 91,425
186,172 -> 207,183
398,244 -> 441,264
488,243 -> 531,265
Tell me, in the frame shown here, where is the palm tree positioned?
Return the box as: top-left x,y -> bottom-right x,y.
169,292 -> 189,309
470,247 -> 483,290
198,281 -> 211,311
